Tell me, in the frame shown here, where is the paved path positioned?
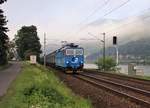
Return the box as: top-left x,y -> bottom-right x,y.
0,62 -> 21,97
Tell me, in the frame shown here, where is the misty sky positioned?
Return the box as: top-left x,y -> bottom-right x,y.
1,0 -> 150,44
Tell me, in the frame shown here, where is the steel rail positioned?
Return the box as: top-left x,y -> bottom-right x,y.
84,69 -> 150,85
75,75 -> 150,107
80,73 -> 150,96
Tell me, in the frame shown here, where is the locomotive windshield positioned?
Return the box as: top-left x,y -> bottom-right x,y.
66,49 -> 74,55
76,49 -> 83,55
66,49 -> 83,55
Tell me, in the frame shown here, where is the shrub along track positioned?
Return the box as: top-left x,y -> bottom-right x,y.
53,68 -> 149,108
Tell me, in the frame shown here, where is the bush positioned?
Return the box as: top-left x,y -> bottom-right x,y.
95,56 -> 116,71
22,84 -> 71,108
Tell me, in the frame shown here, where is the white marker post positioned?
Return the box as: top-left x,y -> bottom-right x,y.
30,55 -> 37,64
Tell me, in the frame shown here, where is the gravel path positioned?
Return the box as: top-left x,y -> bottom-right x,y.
0,62 -> 21,97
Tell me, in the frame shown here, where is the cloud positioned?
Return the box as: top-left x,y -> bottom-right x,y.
77,11 -> 150,46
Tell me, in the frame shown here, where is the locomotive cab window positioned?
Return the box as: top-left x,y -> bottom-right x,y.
66,49 -> 83,55
66,49 -> 74,55
76,49 -> 83,55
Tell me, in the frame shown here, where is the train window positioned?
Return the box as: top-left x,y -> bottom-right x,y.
76,49 -> 83,55
66,49 -> 74,55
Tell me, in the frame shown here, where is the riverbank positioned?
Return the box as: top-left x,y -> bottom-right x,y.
84,64 -> 150,76
0,62 -> 92,108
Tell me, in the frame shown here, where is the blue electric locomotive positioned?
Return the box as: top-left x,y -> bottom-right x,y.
46,43 -> 84,73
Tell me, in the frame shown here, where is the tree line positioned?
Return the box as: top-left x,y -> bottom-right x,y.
0,0 -> 42,65
0,0 -> 9,65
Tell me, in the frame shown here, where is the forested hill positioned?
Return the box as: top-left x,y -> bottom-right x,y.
119,37 -> 150,56
86,37 -> 150,62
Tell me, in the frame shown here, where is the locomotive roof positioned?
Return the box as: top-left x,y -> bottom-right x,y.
60,45 -> 82,51
46,43 -> 83,56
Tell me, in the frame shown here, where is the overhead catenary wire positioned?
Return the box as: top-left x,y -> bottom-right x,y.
80,14 -> 150,50
84,15 -> 150,43
103,8 -> 150,41
107,15 -> 150,50
80,7 -> 150,41
72,0 -> 131,38
78,0 -> 110,26
97,0 -> 131,19
96,9 -> 150,45
64,0 -> 110,37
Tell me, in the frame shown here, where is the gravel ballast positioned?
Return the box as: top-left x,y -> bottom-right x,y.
55,71 -> 144,108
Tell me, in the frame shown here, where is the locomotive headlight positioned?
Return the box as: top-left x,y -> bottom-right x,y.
80,61 -> 83,64
66,61 -> 69,64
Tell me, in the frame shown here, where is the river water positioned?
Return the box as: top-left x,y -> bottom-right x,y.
84,64 -> 150,76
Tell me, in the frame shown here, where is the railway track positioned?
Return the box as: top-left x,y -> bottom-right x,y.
84,70 -> 150,85
75,73 -> 150,107
84,70 -> 150,91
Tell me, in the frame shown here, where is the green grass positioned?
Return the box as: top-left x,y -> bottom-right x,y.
0,62 -> 92,108
134,75 -> 150,80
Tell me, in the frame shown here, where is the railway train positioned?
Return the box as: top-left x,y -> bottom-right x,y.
44,43 -> 84,73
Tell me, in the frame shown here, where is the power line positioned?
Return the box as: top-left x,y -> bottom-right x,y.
78,0 -> 110,26
64,0 -> 110,37
64,0 -> 131,44
74,0 -> 131,36
101,8 -> 150,41
107,18 -> 150,34
99,0 -> 131,18
79,7 -> 150,42
106,15 -> 150,43
80,8 -> 150,49
105,14 -> 150,34
85,15 -> 150,43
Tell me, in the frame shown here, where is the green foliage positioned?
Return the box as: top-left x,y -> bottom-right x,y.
15,25 -> 42,61
0,0 -> 7,4
144,57 -> 150,65
0,0 -> 9,65
7,41 -> 16,60
0,62 -> 92,108
95,56 -> 116,71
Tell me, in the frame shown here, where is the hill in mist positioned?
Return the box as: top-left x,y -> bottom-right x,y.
86,37 -> 150,63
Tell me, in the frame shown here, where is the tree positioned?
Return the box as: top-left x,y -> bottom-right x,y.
0,0 -> 9,65
7,41 -> 16,60
15,25 -> 42,61
95,56 -> 116,71
0,0 -> 7,4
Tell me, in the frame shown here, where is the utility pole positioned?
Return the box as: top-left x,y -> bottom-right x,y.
102,33 -> 106,72
116,45 -> 119,65
44,33 -> 46,67
87,32 -> 106,72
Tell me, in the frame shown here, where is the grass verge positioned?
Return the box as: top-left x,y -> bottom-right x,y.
136,75 -> 150,80
0,62 -> 92,108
